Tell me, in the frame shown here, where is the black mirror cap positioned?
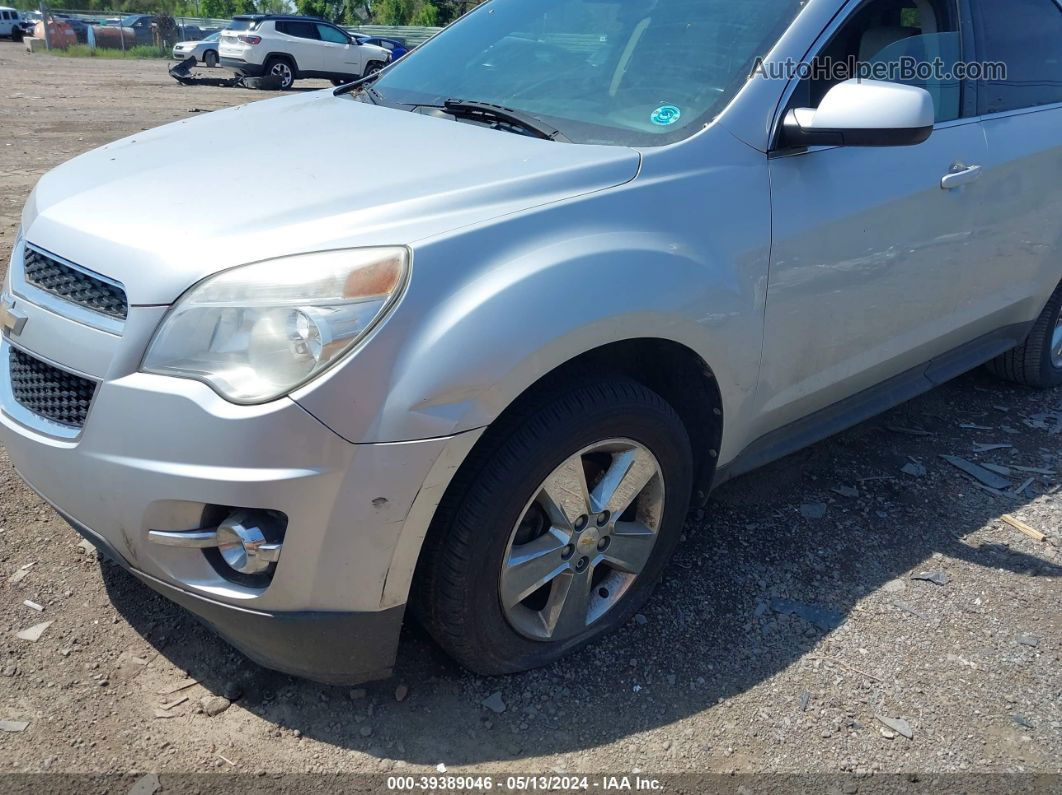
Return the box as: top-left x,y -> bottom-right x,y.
778,112 -> 933,149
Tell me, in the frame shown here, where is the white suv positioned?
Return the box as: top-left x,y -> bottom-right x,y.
219,15 -> 391,90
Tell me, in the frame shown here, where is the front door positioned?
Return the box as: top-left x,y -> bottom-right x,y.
756,0 -> 990,434
316,23 -> 362,77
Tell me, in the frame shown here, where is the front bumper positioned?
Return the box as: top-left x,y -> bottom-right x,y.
56,504 -> 403,684
0,356 -> 473,682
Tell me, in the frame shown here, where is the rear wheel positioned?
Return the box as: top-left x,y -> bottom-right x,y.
264,56 -> 296,90
414,378 -> 693,675
204,50 -> 218,68
987,281 -> 1062,388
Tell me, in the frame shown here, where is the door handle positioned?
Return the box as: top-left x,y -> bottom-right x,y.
941,164 -> 982,190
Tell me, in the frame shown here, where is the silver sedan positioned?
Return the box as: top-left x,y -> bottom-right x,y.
171,31 -> 220,67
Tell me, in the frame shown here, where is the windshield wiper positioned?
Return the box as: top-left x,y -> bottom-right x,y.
441,99 -> 570,142
333,69 -> 382,97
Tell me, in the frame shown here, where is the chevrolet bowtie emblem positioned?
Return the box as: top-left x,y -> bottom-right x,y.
0,296 -> 27,336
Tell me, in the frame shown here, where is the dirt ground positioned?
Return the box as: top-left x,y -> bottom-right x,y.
1,44 -> 1060,784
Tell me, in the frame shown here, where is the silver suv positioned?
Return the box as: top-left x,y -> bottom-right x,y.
3,0 -> 1061,684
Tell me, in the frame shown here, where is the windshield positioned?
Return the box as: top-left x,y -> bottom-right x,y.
371,0 -> 804,146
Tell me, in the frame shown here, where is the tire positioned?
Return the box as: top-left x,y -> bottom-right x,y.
414,378 -> 694,676
986,280 -> 1062,388
263,56 -> 296,90
364,60 -> 384,77
330,77 -> 349,87
204,50 -> 218,68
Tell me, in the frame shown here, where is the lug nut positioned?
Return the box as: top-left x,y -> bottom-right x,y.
597,511 -> 610,526
575,556 -> 589,572
597,536 -> 611,551
561,544 -> 575,560
575,515 -> 588,530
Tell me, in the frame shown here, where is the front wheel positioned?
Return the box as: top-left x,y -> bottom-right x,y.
414,378 -> 693,676
203,50 -> 218,68
363,60 -> 385,77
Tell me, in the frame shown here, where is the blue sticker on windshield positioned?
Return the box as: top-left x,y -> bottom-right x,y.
650,105 -> 681,126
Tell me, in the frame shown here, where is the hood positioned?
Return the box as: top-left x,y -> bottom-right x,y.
23,91 -> 640,305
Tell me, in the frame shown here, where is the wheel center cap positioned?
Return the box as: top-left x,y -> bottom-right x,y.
577,528 -> 600,553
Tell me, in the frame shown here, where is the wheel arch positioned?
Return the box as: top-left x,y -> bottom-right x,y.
380,337 -> 724,609
264,52 -> 298,74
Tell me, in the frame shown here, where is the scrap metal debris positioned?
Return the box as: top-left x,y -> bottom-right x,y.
876,715 -> 913,739
1010,477 -> 1035,497
981,463 -> 1012,476
886,425 -> 932,436
973,443 -> 1013,453
16,620 -> 53,642
911,570 -> 949,586
901,462 -> 927,477
169,57 -> 282,90
0,720 -> 29,732
22,600 -> 43,611
940,455 -> 1012,490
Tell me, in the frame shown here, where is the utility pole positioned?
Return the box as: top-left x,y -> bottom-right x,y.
39,1 -> 50,50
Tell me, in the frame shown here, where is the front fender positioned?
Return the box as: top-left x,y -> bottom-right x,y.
296,206 -> 765,460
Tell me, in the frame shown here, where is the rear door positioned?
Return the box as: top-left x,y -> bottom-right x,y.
276,19 -> 322,72
316,23 -> 361,77
957,0 -> 1062,334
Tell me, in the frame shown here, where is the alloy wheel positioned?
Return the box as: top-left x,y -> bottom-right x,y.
499,439 -> 665,642
271,62 -> 293,87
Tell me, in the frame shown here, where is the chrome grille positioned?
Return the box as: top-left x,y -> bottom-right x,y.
23,246 -> 128,320
8,347 -> 97,428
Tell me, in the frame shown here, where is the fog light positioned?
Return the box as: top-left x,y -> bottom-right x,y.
216,511 -> 283,575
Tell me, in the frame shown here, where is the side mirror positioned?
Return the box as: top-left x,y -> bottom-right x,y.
780,79 -> 934,149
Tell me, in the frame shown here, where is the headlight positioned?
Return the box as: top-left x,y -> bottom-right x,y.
142,247 -> 408,404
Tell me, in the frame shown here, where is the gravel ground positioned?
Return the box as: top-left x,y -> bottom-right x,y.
0,44 -> 1060,781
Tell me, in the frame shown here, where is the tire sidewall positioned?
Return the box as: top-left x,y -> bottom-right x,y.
1039,292 -> 1062,386
454,390 -> 693,672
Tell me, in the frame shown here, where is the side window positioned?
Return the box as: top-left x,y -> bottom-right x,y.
317,24 -> 348,44
973,0 -> 1062,114
278,21 -> 319,40
794,0 -> 963,124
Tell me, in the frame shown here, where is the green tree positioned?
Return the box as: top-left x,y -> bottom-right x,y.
410,0 -> 438,26
259,0 -> 294,13
372,0 -> 414,24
